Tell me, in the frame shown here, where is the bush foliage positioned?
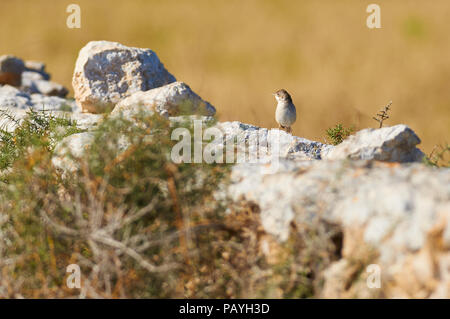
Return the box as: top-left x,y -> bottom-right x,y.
325,124 -> 354,145
0,110 -> 340,298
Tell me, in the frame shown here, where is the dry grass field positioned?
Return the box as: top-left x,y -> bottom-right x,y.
1,0 -> 449,153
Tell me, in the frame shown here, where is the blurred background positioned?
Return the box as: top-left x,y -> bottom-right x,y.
1,0 -> 449,153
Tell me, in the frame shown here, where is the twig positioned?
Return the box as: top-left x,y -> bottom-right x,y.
89,231 -> 178,273
372,101 -> 392,128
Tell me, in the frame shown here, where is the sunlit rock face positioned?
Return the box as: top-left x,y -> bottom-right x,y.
111,81 -> 216,118
72,41 -> 176,113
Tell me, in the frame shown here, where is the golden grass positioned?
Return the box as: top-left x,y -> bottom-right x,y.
1,0 -> 449,153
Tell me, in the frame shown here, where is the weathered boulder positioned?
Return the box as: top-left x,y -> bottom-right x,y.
24,60 -> 50,81
324,124 -> 425,162
0,55 -> 25,86
0,107 -> 100,133
21,71 -> 46,83
72,41 -> 176,113
30,94 -> 77,111
215,121 -> 331,161
111,82 -> 216,118
0,56 -> 68,98
66,112 -> 103,130
193,122 -> 422,164
51,118 -> 428,176
228,159 -> 450,298
34,81 -> 68,97
0,85 -> 33,109
0,85 -> 77,112
52,132 -> 96,173
21,72 -> 68,97
52,129 -> 131,173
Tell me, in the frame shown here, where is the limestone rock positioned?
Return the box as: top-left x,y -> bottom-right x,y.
30,94 -> 77,111
0,55 -> 25,86
0,84 -> 77,112
18,60 -> 69,97
51,115 -> 217,175
0,85 -> 33,109
24,61 -> 50,80
215,121 -> 330,162
0,56 -> 68,101
111,82 -> 215,118
52,132 -> 95,173
21,72 -> 68,97
324,124 -> 425,163
30,80 -> 68,98
228,159 -> 450,297
66,112 -> 103,130
0,107 -> 100,133
52,129 -> 130,173
169,115 -> 216,126
72,41 -> 176,113
21,71 -> 46,84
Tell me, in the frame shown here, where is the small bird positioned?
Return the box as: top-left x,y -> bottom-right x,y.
273,89 -> 296,133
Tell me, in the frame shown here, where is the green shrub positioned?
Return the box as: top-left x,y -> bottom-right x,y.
0,111 -> 230,297
423,144 -> 450,168
0,109 -> 81,171
326,124 -> 354,145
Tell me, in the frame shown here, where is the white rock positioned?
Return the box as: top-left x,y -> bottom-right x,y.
21,71 -> 46,82
111,82 -> 216,118
24,60 -> 50,80
0,85 -> 77,112
215,121 -> 330,162
169,115 -> 215,126
72,41 -> 176,113
43,111 -> 102,130
65,112 -> 103,130
20,61 -> 67,97
22,77 -> 68,97
228,158 -> 450,297
0,106 -> 98,134
0,85 -> 33,109
30,94 -> 77,111
324,124 -> 424,162
229,160 -> 449,242
52,132 -> 95,173
52,129 -> 134,174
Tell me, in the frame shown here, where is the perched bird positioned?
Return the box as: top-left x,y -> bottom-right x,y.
273,89 -> 296,133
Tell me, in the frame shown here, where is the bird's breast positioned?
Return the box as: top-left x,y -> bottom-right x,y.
275,103 -> 297,126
